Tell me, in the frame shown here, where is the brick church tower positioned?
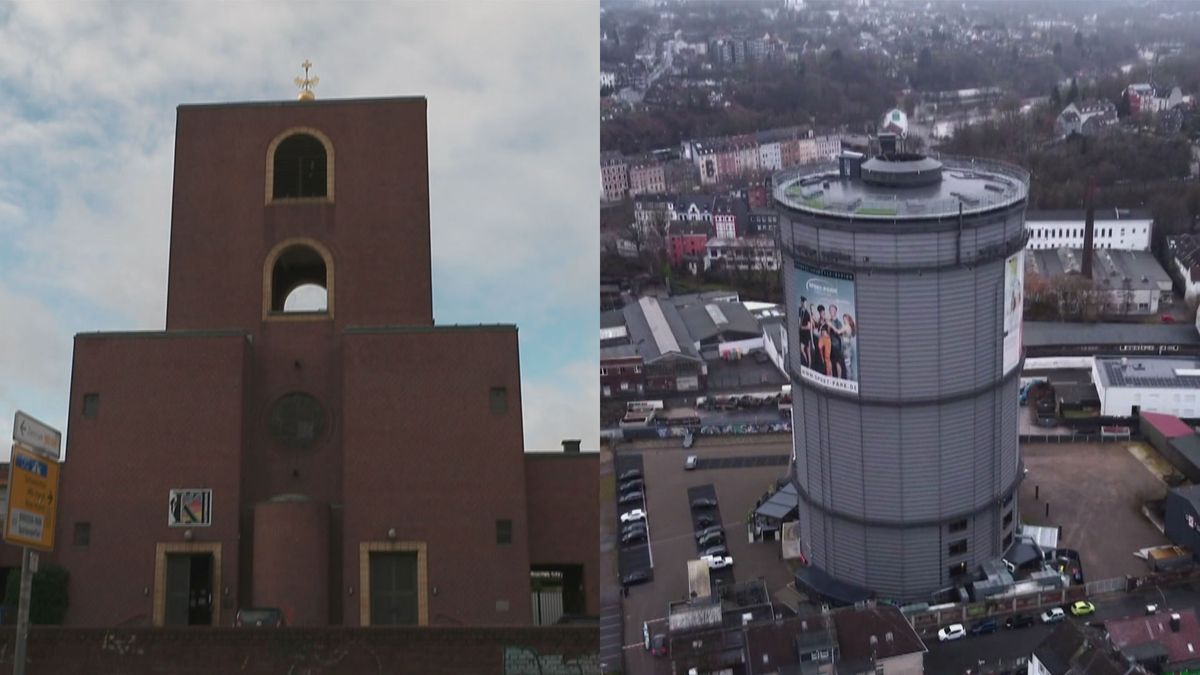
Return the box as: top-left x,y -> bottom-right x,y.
52,93 -> 597,627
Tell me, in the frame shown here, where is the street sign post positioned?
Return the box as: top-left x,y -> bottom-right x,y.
5,445 -> 60,551
13,411 -> 61,461
9,412 -> 62,675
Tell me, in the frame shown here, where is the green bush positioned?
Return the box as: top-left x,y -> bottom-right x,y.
4,562 -> 69,625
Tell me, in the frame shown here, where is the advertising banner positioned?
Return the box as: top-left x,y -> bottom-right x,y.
1003,251 -> 1024,374
794,262 -> 859,394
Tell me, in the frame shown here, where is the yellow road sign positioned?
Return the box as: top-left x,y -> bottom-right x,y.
5,444 -> 60,551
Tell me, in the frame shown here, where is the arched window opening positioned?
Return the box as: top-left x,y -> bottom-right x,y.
273,134 -> 327,199
283,284 -> 328,312
271,245 -> 328,313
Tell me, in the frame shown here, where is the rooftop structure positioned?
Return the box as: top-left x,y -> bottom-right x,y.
1023,321 -> 1200,358
773,153 -> 1028,220
1107,609 -> 1200,671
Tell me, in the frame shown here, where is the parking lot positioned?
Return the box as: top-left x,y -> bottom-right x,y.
1020,441 -> 1170,581
611,435 -> 796,669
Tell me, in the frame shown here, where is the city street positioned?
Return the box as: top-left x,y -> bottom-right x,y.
926,581 -> 1200,672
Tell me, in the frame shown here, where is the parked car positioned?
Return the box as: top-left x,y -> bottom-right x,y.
235,608 -> 285,627
685,455 -> 698,470
622,570 -> 650,587
618,491 -> 644,505
697,531 -> 724,547
694,514 -> 715,528
700,555 -> 733,570
650,634 -> 668,657
690,497 -> 717,510
1069,601 -> 1095,617
937,624 -> 966,642
618,469 -> 642,481
620,509 -> 646,523
701,545 -> 728,558
1005,614 -> 1035,629
969,618 -> 997,635
619,479 -> 643,493
1162,314 -> 1176,323
694,525 -> 722,540
621,530 -> 647,545
1041,607 -> 1066,624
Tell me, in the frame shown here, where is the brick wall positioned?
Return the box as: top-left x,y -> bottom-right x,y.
0,626 -> 598,675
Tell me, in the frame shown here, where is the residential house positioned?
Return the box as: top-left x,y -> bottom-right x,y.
1107,608 -> 1200,672
707,237 -> 780,273
1029,621 -> 1127,675
1166,234 -> 1200,306
667,219 -> 713,272
627,157 -> 667,196
1054,101 -> 1118,137
831,605 -> 926,674
601,151 -> 629,202
633,193 -> 675,235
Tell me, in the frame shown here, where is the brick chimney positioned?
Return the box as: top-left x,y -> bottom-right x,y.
1082,177 -> 1096,280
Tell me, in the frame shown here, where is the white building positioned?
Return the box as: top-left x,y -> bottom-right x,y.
1025,208 -> 1153,251
1093,356 -> 1200,418
705,237 -> 780,272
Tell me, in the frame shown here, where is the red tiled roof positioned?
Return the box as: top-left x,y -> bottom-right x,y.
1143,411 -> 1195,439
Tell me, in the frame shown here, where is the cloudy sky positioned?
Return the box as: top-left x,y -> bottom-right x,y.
0,1 -> 599,457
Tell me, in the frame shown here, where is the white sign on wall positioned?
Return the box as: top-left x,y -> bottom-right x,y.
168,489 -> 212,527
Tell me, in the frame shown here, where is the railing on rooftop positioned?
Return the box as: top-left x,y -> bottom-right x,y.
772,154 -> 1031,220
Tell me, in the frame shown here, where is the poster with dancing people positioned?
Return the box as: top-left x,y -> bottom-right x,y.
794,262 -> 859,395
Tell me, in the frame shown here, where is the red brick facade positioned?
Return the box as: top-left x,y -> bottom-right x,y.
51,97 -> 596,627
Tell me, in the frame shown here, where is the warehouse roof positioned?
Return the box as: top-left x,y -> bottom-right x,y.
1095,356 -> 1200,389
1024,322 -> 1200,349
1026,207 -> 1153,222
1025,248 -> 1171,291
1142,411 -> 1196,439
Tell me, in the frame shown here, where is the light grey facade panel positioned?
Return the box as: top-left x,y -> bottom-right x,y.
974,266 -> 1004,384
861,406 -> 904,519
894,274 -> 940,399
830,519 -> 867,586
939,400 -> 976,511
939,270 -> 985,394
899,405 -> 941,519
999,379 -> 1020,485
855,274 -> 901,397
972,392 -> 1000,507
827,398 -> 866,518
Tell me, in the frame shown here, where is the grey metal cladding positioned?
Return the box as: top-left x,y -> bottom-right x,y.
854,273 -> 900,396
827,398 -> 866,518
861,406 -> 903,520
899,405 -> 940,518
939,398 -> 977,511
938,270 -> 985,393
894,273 -> 939,399
830,518 -> 867,585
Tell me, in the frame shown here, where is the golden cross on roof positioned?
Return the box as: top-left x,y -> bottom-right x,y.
294,59 -> 319,101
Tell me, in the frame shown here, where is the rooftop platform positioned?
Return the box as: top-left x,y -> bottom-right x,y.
773,154 -> 1029,220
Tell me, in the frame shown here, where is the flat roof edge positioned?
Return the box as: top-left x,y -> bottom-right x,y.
346,324 -> 517,335
76,329 -> 247,340
178,96 -> 427,111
